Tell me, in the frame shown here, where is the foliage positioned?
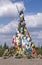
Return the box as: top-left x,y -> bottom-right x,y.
0,42 -> 9,57
0,47 -> 5,57
36,46 -> 42,55
3,42 -> 7,49
0,44 -> 42,57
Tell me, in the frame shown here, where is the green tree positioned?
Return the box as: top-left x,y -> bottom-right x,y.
0,45 -> 2,49
3,42 -> 7,49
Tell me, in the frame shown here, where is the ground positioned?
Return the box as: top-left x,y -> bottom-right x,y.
0,56 -> 42,65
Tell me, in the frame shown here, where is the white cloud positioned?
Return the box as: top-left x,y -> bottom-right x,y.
0,0 -> 42,28
37,31 -> 42,39
25,13 -> 42,27
0,20 -> 18,33
0,24 -> 4,28
0,0 -> 25,33
31,31 -> 42,39
0,12 -> 42,33
0,0 -> 25,17
29,31 -> 42,46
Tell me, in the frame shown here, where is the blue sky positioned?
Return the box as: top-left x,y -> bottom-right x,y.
0,0 -> 42,24
11,0 -> 42,13
0,0 -> 42,47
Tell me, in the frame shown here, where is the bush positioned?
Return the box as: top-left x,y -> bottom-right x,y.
36,47 -> 42,55
0,48 -> 5,57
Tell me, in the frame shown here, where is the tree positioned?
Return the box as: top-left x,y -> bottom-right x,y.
3,42 -> 7,49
